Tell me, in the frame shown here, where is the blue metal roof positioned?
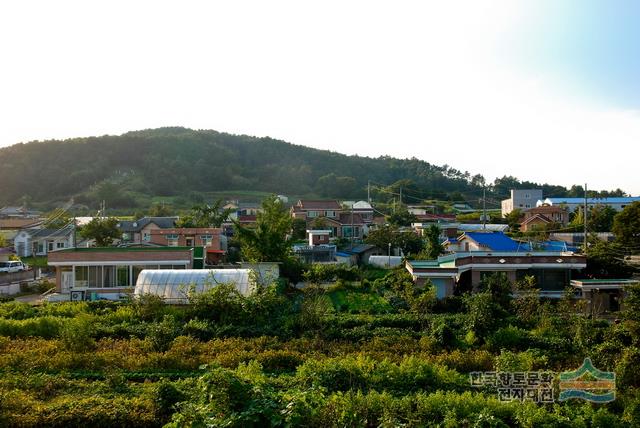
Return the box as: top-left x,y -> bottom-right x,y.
521,240 -> 578,252
463,232 -> 522,251
335,252 -> 352,257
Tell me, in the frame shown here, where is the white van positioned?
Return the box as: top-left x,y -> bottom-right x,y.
0,261 -> 27,274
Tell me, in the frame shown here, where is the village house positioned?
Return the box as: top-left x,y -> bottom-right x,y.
406,251 -> 587,299
0,206 -> 41,219
292,200 -> 367,239
47,246 -> 203,300
501,189 -> 544,216
520,205 -> 569,232
117,217 -> 178,244
149,228 -> 226,264
342,201 -> 375,224
13,225 -> 75,257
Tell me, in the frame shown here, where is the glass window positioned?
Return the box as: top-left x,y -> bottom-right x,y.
88,266 -> 102,288
201,234 -> 213,246
74,266 -> 88,287
103,266 -> 116,288
56,242 -> 65,249
143,232 -> 151,242
308,211 -> 318,217
116,266 -> 129,287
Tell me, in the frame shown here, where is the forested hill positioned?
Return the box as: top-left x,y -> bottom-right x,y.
0,127 -> 618,209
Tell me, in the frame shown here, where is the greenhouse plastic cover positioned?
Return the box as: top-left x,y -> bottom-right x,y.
134,269 -> 254,303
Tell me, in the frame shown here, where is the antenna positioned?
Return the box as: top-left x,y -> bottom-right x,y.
583,183 -> 588,252
482,186 -> 486,230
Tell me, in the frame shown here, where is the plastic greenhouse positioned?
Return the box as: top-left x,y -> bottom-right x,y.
134,269 -> 254,303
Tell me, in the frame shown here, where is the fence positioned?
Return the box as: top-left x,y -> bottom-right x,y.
0,269 -> 38,286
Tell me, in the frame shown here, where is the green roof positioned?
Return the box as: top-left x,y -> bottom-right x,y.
55,246 -> 195,253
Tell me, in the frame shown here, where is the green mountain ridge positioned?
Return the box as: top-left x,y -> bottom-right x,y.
0,127 -> 624,210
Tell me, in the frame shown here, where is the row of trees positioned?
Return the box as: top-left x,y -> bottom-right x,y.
1,127 -> 630,208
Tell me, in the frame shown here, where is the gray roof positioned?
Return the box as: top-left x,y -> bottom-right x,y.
117,217 -> 177,232
30,225 -> 75,238
345,244 -> 378,254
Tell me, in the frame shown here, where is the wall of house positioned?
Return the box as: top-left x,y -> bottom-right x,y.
502,189 -> 543,216
470,270 -> 517,290
150,229 -> 222,249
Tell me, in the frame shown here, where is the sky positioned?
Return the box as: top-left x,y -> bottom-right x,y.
1,0 -> 639,194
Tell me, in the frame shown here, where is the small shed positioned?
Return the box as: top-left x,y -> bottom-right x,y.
134,269 -> 254,303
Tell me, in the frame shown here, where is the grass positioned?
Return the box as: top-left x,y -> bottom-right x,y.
328,289 -> 393,314
20,256 -> 48,268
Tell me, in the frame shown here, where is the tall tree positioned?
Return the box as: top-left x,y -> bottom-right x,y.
80,217 -> 121,247
585,238 -> 634,278
504,208 -> 523,232
177,199 -> 232,228
612,202 -> 640,247
365,225 -> 424,257
149,203 -> 174,217
387,209 -> 417,227
234,196 -> 293,262
423,224 -> 444,259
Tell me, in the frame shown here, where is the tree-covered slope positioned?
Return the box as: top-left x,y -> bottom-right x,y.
0,127 -> 618,208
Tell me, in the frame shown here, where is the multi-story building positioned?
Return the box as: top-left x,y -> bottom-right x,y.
501,189 -> 543,216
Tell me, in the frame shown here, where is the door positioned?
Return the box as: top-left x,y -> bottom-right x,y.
61,272 -> 73,293
185,237 -> 194,247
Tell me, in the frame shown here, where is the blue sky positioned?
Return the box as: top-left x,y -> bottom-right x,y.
507,0 -> 640,109
0,1 -> 639,194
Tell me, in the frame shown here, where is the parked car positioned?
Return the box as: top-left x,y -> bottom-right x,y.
0,261 -> 27,274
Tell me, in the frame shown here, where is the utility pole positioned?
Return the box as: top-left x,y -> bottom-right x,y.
399,187 -> 403,209
350,203 -> 354,250
583,183 -> 588,252
482,187 -> 486,230
367,180 -> 371,204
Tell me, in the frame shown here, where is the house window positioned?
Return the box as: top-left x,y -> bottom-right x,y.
143,232 -> 151,242
116,266 -> 130,287
166,234 -> 179,247
308,211 -> 318,218
325,210 -> 336,217
48,241 -> 54,251
342,226 -> 360,238
74,266 -> 88,287
201,234 -> 213,246
37,243 -> 44,253
88,266 -> 102,287
103,266 -> 116,288
56,242 -> 65,249
525,194 -> 531,199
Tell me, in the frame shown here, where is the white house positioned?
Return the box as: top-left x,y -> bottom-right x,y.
501,189 -> 543,216
13,225 -> 75,257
